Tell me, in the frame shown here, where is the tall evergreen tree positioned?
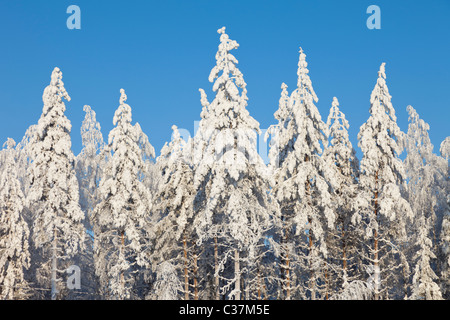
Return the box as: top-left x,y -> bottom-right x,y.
356,63 -> 413,300
152,125 -> 195,300
74,105 -> 106,298
266,48 -> 334,300
438,137 -> 450,298
92,89 -> 153,299
0,139 -> 31,299
27,68 -> 85,300
76,105 -> 105,219
322,97 -> 363,298
403,106 -> 443,299
192,27 -> 276,300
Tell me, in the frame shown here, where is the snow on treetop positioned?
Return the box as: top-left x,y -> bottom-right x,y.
296,47 -> 318,103
48,67 -> 70,102
332,96 -> 339,108
119,88 -> 128,104
113,89 -> 132,126
3,137 -> 16,150
378,62 -> 386,79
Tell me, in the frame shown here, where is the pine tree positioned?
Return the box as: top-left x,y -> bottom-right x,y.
192,27 -> 276,300
266,48 -> 334,300
15,125 -> 38,197
27,68 -> 85,300
322,97 -> 362,298
355,63 -> 413,300
152,125 -> 195,300
403,105 -> 445,299
76,105 -> 105,220
438,137 -> 450,298
92,89 -> 153,299
74,105 -> 106,299
410,213 -> 443,299
0,139 -> 31,299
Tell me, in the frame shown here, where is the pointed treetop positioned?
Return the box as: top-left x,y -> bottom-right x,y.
299,47 -> 305,58
199,88 -> 209,108
327,97 -> 350,134
296,47 -> 318,103
332,96 -> 339,108
119,88 -> 128,105
171,124 -> 181,141
369,62 -> 396,122
274,83 -> 290,122
113,89 -> 132,127
3,138 -> 16,150
378,62 -> 386,79
49,67 -> 70,102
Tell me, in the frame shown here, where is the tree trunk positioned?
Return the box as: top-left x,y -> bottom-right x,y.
373,170 -> 380,300
342,227 -> 347,273
192,242 -> 198,300
183,232 -> 189,300
235,249 -> 241,300
284,229 -> 291,300
214,236 -> 220,300
257,269 -> 262,300
304,154 -> 316,300
51,227 -> 58,300
120,230 -> 125,298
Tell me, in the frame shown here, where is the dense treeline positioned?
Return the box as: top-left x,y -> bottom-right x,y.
0,27 -> 448,300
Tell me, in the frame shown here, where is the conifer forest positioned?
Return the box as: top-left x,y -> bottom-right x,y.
0,26 -> 449,301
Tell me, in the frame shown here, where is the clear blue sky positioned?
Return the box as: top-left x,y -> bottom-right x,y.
0,0 -> 448,160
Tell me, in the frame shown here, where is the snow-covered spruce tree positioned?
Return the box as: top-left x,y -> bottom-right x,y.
27,67 -> 85,300
355,63 -> 413,300
322,97 -> 363,298
409,214 -> 443,300
74,105 -> 106,299
265,82 -> 296,299
92,89 -> 154,300
438,137 -> 450,299
0,139 -> 31,299
152,125 -> 195,300
266,48 -> 334,300
192,27 -> 277,300
76,105 -> 105,221
151,261 -> 183,300
404,106 -> 446,245
403,105 -> 445,299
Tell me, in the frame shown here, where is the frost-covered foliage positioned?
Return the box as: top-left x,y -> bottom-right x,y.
192,27 -> 276,300
73,105 -> 107,299
0,28 -> 448,301
410,214 -> 443,300
329,280 -> 373,300
440,138 -> 450,161
266,48 -> 334,300
322,97 -> 362,298
76,105 -> 105,218
151,261 -> 183,300
438,137 -> 450,298
27,67 -> 85,300
152,125 -> 195,299
0,139 -> 31,299
92,89 -> 154,300
356,63 -> 413,300
403,105 -> 444,300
